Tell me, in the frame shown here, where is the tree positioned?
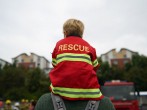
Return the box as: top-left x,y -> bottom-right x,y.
0,65 -> 50,100
123,54 -> 147,91
97,54 -> 147,91
0,65 -> 26,100
97,58 -> 111,85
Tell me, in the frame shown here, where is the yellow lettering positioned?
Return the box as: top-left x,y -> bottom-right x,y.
63,44 -> 68,50
85,46 -> 89,52
68,44 -> 73,50
58,44 -> 89,52
79,45 -> 84,51
58,45 -> 63,51
74,44 -> 78,51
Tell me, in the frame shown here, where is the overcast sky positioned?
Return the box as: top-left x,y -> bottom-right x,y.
0,0 -> 147,63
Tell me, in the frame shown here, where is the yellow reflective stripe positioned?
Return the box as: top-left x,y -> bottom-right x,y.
93,59 -> 99,67
56,53 -> 92,65
52,91 -> 102,98
50,84 -> 102,98
52,58 -> 57,66
51,84 -> 99,92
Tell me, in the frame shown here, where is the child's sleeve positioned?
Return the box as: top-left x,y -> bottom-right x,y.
51,47 -> 57,67
91,48 -> 100,72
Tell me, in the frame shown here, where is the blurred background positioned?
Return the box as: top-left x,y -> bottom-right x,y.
0,0 -> 147,110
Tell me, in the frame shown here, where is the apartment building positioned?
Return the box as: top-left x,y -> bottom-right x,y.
0,58 -> 11,69
101,48 -> 138,68
12,53 -> 50,71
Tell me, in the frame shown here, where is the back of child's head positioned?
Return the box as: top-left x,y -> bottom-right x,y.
63,19 -> 84,38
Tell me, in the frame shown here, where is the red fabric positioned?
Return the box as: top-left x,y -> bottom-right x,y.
49,36 -> 102,100
60,95 -> 104,101
50,87 -> 104,101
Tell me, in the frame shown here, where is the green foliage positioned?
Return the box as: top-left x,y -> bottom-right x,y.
97,62 -> 110,85
97,54 -> 147,91
0,54 -> 147,100
132,54 -> 147,68
0,65 -> 50,100
123,54 -> 147,91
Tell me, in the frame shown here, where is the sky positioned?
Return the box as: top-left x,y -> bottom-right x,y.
0,0 -> 147,63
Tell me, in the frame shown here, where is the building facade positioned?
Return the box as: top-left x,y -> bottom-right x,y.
0,58 -> 11,69
12,53 -> 50,71
101,48 -> 138,68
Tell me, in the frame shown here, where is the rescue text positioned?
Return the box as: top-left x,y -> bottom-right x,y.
58,44 -> 89,52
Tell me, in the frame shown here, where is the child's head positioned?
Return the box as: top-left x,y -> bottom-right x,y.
63,19 -> 84,38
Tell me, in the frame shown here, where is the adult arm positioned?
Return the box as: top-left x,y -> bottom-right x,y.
35,93 -> 115,110
99,96 -> 116,110
35,93 -> 54,110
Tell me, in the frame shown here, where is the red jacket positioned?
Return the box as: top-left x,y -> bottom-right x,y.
49,36 -> 103,100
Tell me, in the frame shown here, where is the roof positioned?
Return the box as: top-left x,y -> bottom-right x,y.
12,53 -> 28,59
104,81 -> 134,86
101,48 -> 138,57
0,58 -> 11,64
101,48 -> 116,56
31,53 -> 50,63
120,48 -> 138,54
12,52 -> 50,63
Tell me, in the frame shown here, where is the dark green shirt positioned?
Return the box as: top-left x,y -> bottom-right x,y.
35,93 -> 115,110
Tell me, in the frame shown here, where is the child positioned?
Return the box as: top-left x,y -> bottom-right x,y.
49,18 -> 103,100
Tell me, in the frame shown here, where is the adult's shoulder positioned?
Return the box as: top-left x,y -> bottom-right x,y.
99,96 -> 115,110
36,93 -> 51,102
35,93 -> 54,110
35,93 -> 115,110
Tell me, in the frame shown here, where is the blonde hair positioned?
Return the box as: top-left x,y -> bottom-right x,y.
63,19 -> 84,37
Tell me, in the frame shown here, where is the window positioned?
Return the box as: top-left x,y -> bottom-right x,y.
31,59 -> 33,62
124,60 -> 129,64
14,59 -> 18,63
113,60 -> 118,65
29,64 -> 33,68
21,59 -> 24,62
124,54 -> 127,58
38,58 -> 41,62
37,63 -> 40,67
105,55 -> 108,61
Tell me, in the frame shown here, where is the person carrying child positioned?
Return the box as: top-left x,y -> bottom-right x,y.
35,18 -> 115,110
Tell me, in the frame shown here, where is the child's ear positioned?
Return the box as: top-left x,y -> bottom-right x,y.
63,31 -> 67,38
